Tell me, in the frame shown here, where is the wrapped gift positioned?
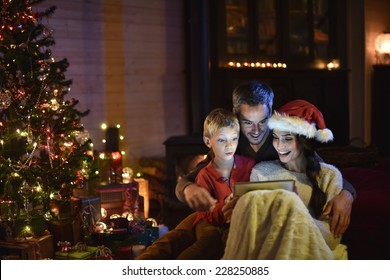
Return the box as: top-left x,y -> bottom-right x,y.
50,196 -> 80,221
55,245 -> 97,260
0,234 -> 54,259
79,196 -> 101,227
49,218 -> 82,246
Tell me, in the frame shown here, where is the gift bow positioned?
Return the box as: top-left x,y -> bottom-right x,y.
73,242 -> 87,252
95,245 -> 113,259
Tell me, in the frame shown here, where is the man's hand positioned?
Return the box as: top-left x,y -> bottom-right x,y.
322,189 -> 353,238
183,183 -> 217,212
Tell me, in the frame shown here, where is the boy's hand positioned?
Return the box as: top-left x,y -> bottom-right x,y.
222,195 -> 239,222
183,183 -> 217,212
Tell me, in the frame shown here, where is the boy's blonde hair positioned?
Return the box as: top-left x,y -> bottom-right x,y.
203,108 -> 240,138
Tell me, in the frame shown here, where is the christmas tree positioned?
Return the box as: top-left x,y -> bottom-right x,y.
0,0 -> 95,216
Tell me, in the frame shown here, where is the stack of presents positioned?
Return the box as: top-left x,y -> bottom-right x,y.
0,127 -> 159,260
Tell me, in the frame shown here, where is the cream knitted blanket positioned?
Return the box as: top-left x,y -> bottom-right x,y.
223,189 -> 337,260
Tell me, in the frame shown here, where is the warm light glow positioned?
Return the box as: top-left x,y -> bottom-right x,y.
375,33 -> 390,64
109,213 -> 121,219
122,167 -> 133,184
227,61 -> 287,68
101,207 -> 107,219
146,217 -> 158,227
94,221 -> 107,232
135,178 -> 149,218
122,211 -> 134,221
326,59 -> 340,70
34,184 -> 42,192
111,151 -> 121,161
101,123 -> 107,130
375,33 -> 390,54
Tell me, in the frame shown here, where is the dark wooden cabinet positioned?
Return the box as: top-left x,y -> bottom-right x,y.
372,65 -> 390,156
184,0 -> 349,143
209,0 -> 346,69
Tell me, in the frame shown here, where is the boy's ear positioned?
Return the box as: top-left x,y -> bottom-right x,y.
203,136 -> 212,148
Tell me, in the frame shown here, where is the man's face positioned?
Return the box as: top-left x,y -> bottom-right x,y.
237,103 -> 270,147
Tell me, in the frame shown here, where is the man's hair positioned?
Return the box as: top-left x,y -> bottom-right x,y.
232,80 -> 274,115
204,108 -> 239,138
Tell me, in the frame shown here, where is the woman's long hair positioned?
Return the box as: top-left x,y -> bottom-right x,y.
296,135 -> 327,218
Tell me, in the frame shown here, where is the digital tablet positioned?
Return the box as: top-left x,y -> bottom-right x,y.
233,180 -> 295,196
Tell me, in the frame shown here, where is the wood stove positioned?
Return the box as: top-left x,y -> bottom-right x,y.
164,135 -> 209,200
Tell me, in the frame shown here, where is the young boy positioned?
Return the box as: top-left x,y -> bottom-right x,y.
176,108 -> 255,259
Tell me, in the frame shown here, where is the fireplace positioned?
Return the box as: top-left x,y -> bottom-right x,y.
164,135 -> 209,200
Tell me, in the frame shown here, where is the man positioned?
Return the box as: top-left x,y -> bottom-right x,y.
176,81 -> 355,237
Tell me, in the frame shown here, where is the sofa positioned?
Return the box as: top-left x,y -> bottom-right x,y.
340,158 -> 390,259
138,156 -> 390,260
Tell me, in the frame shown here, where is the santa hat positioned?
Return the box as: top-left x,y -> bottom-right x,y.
268,99 -> 334,143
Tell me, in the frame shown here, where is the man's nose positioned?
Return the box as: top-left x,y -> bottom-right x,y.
251,123 -> 261,132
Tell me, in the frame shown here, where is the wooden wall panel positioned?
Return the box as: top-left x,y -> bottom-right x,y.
40,0 -> 187,164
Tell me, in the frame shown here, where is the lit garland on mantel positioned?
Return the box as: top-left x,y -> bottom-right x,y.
226,61 -> 287,68
225,59 -> 342,70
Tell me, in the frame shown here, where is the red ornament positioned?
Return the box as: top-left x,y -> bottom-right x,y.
58,184 -> 72,200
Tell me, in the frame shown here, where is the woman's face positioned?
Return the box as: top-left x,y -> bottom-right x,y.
272,130 -> 304,167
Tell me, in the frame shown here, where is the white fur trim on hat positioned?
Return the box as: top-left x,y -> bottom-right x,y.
268,112 -> 316,139
315,128 -> 334,143
270,100 -> 334,143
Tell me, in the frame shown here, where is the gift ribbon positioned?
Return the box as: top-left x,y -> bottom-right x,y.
80,201 -> 100,234
95,245 -> 113,260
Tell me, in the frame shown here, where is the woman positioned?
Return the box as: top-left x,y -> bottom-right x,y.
222,100 -> 348,260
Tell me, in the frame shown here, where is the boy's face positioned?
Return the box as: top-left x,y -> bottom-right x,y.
204,126 -> 239,162
236,103 -> 270,148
